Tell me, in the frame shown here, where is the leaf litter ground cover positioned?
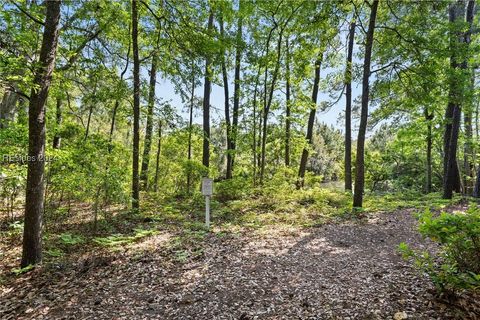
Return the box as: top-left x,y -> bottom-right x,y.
1,206 -> 475,319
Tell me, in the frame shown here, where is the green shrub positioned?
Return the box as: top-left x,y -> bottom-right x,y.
400,207 -> 480,292
215,177 -> 250,201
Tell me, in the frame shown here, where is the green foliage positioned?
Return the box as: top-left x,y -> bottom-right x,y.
219,185 -> 351,229
93,228 -> 158,248
45,248 -> 64,258
214,177 -> 251,201
400,207 -> 480,291
5,220 -> 23,237
365,191 -> 461,213
11,264 -> 34,276
58,233 -> 84,246
47,132 -> 130,208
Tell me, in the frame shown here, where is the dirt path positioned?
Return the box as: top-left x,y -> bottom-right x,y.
1,210 -> 459,319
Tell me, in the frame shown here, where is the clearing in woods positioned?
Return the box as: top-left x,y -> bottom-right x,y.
0,208 -> 463,319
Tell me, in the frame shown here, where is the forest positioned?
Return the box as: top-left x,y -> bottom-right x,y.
1,0 -> 480,319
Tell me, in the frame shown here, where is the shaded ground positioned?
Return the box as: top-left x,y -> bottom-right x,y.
0,209 -> 466,319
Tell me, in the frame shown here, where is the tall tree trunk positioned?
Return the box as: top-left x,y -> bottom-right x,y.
444,0 -> 472,199
220,17 -> 232,179
464,77 -> 474,194
187,65 -> 195,193
53,97 -> 62,149
463,1 -> 475,195
474,166 -> 480,197
260,27 -> 283,184
344,21 -> 355,191
131,0 -> 140,210
231,8 -> 243,177
425,107 -> 433,193
353,0 -> 379,208
297,55 -> 322,189
154,120 -> 162,193
285,36 -> 291,167
21,0 -> 61,268
252,65 -> 261,186
202,10 -> 214,171
140,54 -> 158,190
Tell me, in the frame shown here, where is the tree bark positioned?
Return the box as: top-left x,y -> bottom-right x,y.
140,54 -> 158,190
443,0 -> 473,199
260,27 -> 283,184
154,120 -> 162,193
297,55 -> 322,189
220,17 -> 232,179
285,36 -> 291,167
353,0 -> 379,208
53,97 -> 62,149
22,0 -> 61,267
425,107 -> 433,193
463,1 -> 475,195
131,0 -> 140,210
202,10 -> 214,171
464,76 -> 474,194
85,102 -> 93,140
344,21 -> 355,191
231,8 -> 243,177
252,65 -> 261,186
187,65 -> 195,193
109,101 -> 119,147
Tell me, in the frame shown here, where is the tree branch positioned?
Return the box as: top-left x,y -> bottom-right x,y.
10,1 -> 45,26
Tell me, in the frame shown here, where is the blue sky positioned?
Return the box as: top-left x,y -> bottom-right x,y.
154,70 -> 363,132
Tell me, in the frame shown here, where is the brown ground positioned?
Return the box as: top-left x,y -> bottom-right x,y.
0,209 -> 469,319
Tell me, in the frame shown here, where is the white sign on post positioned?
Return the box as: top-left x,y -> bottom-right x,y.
201,178 -> 213,228
201,178 -> 213,196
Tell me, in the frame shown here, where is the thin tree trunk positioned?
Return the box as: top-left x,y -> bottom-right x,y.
425,107 -> 433,193
260,27 -> 283,184
231,8 -> 243,177
154,120 -> 162,193
140,54 -> 158,190
131,0 -> 140,210
22,0 -> 61,268
202,10 -> 214,171
297,55 -> 322,189
84,81 -> 97,141
252,65 -> 261,186
187,65 -> 195,193
53,97 -> 62,149
476,98 -> 479,139
353,0 -> 379,208
463,1 -> 475,195
474,166 -> 480,197
285,36 -> 291,167
344,21 -> 355,191
85,103 -> 93,140
464,78 -> 474,194
109,101 -> 119,146
220,17 -> 232,179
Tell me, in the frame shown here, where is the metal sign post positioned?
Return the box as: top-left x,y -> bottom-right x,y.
201,178 -> 213,228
